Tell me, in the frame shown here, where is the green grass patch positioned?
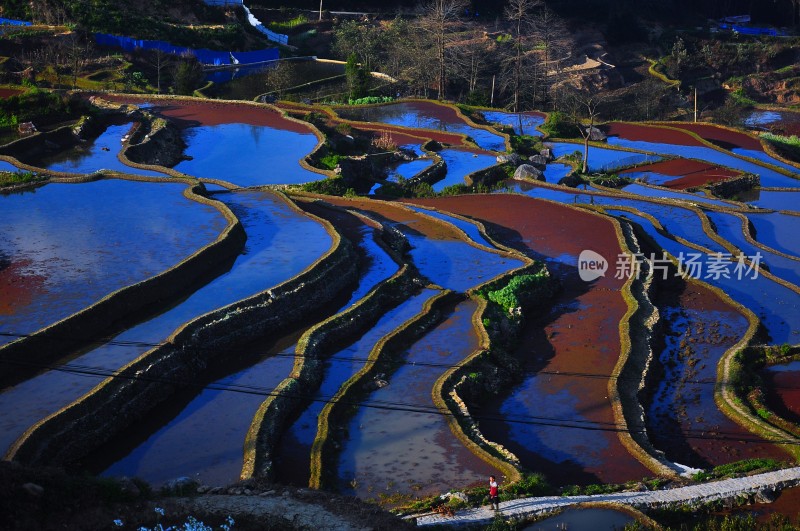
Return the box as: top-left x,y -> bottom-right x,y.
347,96 -> 394,105
692,458 -> 783,482
540,111 -> 575,138
0,170 -> 45,188
268,14 -> 308,32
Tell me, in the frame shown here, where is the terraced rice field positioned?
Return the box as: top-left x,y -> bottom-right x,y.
1,96 -> 799,517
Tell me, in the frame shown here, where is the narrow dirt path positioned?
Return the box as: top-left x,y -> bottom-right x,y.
414,467 -> 800,527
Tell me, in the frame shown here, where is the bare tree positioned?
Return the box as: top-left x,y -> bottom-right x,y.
569,89 -> 604,174
503,0 -> 540,111
450,30 -> 490,96
531,6 -> 571,104
146,49 -> 172,94
64,33 -> 91,90
417,0 -> 467,100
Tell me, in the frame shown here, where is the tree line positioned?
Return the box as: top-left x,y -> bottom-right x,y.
332,0 -> 573,111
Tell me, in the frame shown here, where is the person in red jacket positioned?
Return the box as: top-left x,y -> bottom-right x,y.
489,475 -> 500,511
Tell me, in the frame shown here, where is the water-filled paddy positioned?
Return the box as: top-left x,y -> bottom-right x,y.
336,300 -> 499,498
502,182 -> 729,254
432,148 -> 497,192
96,331 -> 302,486
384,156 -> 432,183
326,198 -> 524,292
335,101 -> 506,152
480,110 -> 544,136
173,122 -> 321,185
522,507 -> 635,531
0,190 -> 332,455
549,142 -> 658,172
619,158 -> 738,189
706,211 -> 800,287
747,212 -> 800,258
94,204 -> 398,486
737,189 -> 800,212
607,209 -> 800,345
274,289 -> 439,487
745,110 -> 800,136
22,122 -> 166,177
762,361 -> 800,426
645,282 -> 785,467
619,183 -> 735,208
0,179 -> 226,347
606,135 -> 800,189
411,195 -> 651,485
403,206 -> 497,249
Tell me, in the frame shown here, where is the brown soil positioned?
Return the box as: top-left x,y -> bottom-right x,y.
606,123 -> 705,147
649,279 -> 790,467
0,259 -> 46,317
0,88 -> 23,99
323,196 -> 466,242
103,95 -> 313,133
407,194 -> 652,485
762,364 -> 800,426
669,123 -> 763,151
619,159 -> 740,189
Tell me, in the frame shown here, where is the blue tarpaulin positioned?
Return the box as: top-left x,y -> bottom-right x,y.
718,24 -> 786,36
0,18 -> 32,26
94,33 -> 279,66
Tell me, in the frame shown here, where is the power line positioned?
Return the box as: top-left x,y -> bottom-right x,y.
4,330 -> 795,390
1,351 -> 799,446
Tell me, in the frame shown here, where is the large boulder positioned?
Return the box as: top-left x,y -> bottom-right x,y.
540,147 -> 554,161
585,126 -> 607,142
496,152 -> 522,166
528,154 -> 548,168
513,164 -> 544,181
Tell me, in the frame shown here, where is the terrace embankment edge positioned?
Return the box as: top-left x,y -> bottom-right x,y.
5,192 -> 357,467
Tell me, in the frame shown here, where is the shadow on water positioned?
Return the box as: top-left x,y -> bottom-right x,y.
468,222 -> 607,486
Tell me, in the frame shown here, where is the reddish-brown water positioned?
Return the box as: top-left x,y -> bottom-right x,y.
410,195 -> 652,485
336,300 -> 500,499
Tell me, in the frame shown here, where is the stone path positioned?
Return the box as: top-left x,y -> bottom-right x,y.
415,467 -> 800,527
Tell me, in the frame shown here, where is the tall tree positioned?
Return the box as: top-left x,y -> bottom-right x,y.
503,0 -> 541,112
531,5 -> 570,104
418,0 -> 467,100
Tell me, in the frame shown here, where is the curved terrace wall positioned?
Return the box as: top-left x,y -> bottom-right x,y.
308,290 -> 460,489
616,211 -> 800,462
242,264 -> 419,481
0,178 -> 245,389
6,193 -> 358,467
610,217 -> 678,477
95,93 -> 333,185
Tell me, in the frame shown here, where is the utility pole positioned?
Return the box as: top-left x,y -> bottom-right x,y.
490,74 -> 495,106
319,0 -> 323,21
694,86 -> 698,123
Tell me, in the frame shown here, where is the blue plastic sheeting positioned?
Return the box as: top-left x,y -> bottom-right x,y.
0,18 -> 32,26
718,24 -> 786,36
94,33 -> 279,66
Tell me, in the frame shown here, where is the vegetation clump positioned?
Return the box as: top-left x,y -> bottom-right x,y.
761,132 -> 800,163
0,170 -> 46,188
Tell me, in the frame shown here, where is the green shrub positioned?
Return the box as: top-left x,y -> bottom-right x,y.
302,177 -> 349,195
509,134 -> 542,156
317,153 -> 343,170
693,458 -> 782,481
0,170 -> 45,188
540,111 -> 575,138
347,96 -> 394,105
485,273 -> 548,314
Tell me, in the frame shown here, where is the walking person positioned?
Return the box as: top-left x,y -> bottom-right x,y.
489,475 -> 500,511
